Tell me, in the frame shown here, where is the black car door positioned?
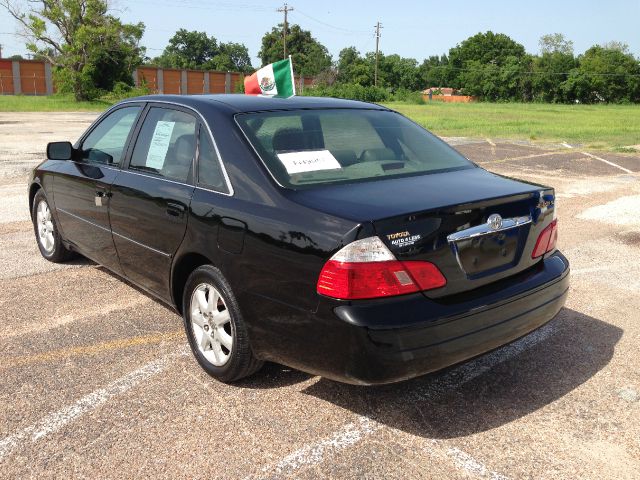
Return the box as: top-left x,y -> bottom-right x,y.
53,104 -> 143,272
109,104 -> 197,298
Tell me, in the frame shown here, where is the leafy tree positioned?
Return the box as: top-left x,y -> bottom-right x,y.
600,41 -> 630,53
532,51 -> 577,102
336,47 -> 422,91
379,54 -> 421,91
156,30 -> 218,70
449,31 -> 526,69
154,29 -> 252,72
539,33 -> 574,55
337,47 -> 373,86
564,46 -> 640,103
2,0 -> 145,100
216,42 -> 252,72
448,31 -> 526,91
447,31 -> 530,100
419,54 -> 450,88
258,24 -> 331,77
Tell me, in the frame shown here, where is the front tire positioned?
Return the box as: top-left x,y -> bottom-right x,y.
31,189 -> 74,263
182,265 -> 263,382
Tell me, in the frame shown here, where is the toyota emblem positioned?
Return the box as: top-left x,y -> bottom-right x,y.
487,214 -> 503,230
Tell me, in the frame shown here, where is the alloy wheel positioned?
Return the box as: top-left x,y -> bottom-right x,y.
190,283 -> 233,366
36,200 -> 55,254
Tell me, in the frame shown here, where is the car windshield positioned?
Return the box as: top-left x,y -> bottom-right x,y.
235,108 -> 474,189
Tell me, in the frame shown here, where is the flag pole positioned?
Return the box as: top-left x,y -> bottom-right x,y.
288,54 -> 296,96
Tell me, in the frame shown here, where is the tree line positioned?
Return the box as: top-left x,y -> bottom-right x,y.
2,0 -> 639,103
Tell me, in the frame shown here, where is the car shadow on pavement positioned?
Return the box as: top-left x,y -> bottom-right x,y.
65,256 -> 95,267
235,362 -> 313,389
301,308 -> 622,439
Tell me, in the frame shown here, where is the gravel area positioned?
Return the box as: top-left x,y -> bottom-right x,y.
0,112 -> 639,479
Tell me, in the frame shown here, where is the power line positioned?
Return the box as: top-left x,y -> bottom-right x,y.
127,0 -> 272,11
292,9 -> 370,35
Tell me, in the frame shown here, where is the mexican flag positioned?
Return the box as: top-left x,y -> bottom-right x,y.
244,57 -> 296,97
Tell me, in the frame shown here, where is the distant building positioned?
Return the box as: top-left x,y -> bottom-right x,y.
422,87 -> 456,96
421,87 -> 477,103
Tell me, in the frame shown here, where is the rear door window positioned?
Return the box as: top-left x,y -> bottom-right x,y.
129,107 -> 197,183
197,126 -> 229,194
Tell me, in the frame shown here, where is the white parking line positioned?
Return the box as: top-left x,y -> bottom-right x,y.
581,152 -> 634,174
0,348 -> 188,460
446,446 -> 509,480
255,323 -> 557,479
561,142 -> 573,149
260,417 -> 380,477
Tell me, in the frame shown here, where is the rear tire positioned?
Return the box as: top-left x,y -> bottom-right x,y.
182,265 -> 263,382
31,189 -> 75,263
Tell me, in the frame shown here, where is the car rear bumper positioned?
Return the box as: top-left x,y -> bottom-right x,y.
252,252 -> 569,385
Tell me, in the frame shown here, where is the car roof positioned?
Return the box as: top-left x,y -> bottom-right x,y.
123,94 -> 389,114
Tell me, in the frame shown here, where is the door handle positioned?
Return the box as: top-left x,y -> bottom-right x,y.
166,202 -> 186,217
95,190 -> 111,206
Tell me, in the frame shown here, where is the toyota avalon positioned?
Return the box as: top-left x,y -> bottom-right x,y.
29,95 -> 569,385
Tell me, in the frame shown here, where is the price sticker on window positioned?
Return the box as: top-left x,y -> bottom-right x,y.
276,150 -> 341,174
146,121 -> 175,169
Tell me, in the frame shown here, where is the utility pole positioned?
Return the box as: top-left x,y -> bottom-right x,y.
277,3 -> 294,59
374,21 -> 383,87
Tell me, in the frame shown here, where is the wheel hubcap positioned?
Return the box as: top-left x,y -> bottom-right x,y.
36,200 -> 55,254
190,283 -> 233,366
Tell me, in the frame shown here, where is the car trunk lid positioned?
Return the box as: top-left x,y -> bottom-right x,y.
285,167 -> 556,297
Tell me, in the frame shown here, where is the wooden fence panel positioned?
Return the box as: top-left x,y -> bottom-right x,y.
209,72 -> 226,93
186,71 -> 205,94
137,67 -> 159,93
19,61 -> 46,95
0,61 -> 313,96
0,60 -> 13,95
230,73 -> 242,92
163,69 -> 182,94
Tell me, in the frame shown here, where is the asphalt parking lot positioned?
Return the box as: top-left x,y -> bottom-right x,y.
1,112 -> 639,479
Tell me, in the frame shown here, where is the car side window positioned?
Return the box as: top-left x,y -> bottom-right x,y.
197,127 -> 229,194
80,106 -> 142,165
129,107 -> 197,183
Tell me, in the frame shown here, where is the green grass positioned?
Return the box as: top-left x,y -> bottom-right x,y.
1,95 -> 639,151
0,94 -> 112,112
384,102 -> 640,151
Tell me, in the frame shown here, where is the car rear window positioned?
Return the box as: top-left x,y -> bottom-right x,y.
235,109 -> 474,189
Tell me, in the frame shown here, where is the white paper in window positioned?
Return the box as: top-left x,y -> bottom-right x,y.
276,150 -> 341,174
146,121 -> 175,169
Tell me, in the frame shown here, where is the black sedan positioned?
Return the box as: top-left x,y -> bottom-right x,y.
29,95 -> 569,385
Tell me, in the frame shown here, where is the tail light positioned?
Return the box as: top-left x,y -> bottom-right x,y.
317,236 -> 446,300
532,219 -> 558,258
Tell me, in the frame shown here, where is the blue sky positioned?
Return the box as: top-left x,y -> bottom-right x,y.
1,0 -> 639,64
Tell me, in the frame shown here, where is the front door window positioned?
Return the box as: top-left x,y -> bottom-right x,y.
80,106 -> 142,165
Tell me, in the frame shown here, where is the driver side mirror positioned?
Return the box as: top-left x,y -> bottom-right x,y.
47,141 -> 74,160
